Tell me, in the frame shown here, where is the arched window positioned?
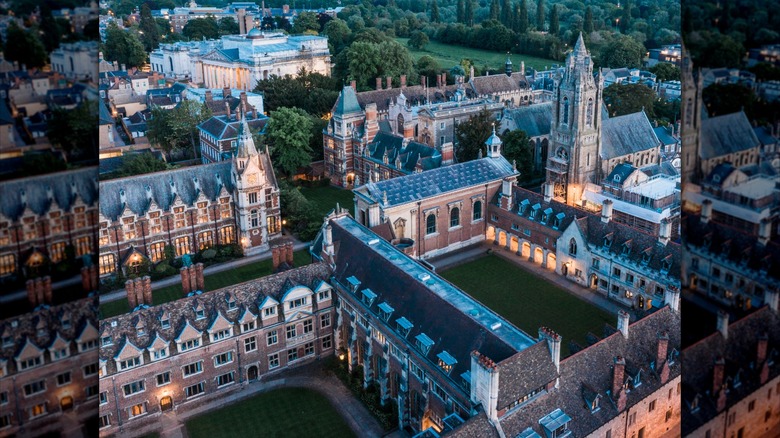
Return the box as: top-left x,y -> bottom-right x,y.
426,213 -> 436,235
473,201 -> 483,221
562,97 -> 569,125
250,209 -> 259,228
586,98 -> 594,126
685,98 -> 693,127
168,57 -> 173,72
397,113 -> 405,135
450,207 -> 460,228
569,238 -> 577,256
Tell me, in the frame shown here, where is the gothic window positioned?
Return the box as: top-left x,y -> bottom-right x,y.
250,209 -> 259,228
426,214 -> 436,235
586,98 -> 594,126
569,239 -> 577,256
562,97 -> 569,125
450,208 -> 460,228
556,147 -> 569,161
473,201 -> 483,221
397,113 -> 405,135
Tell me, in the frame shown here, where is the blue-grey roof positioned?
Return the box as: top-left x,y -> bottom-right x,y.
99,100 -> 113,125
368,131 -> 441,173
700,111 -> 760,160
600,111 -> 659,159
99,162 -> 233,221
640,161 -> 678,177
606,163 -> 637,184
198,114 -> 268,141
357,156 -> 517,207
505,102 -> 552,137
333,85 -> 362,116
753,126 -> 776,146
0,167 -> 98,221
653,126 -> 677,146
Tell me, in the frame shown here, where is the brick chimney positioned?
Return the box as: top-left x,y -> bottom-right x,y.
80,266 -> 92,292
713,356 -> 726,410
189,265 -> 198,292
205,89 -> 213,102
400,75 -> 406,88
26,280 -> 36,307
142,276 -> 152,305
181,266 -> 192,295
225,100 -> 231,119
286,242 -> 294,265
350,80 -> 356,91
657,331 -> 670,384
133,277 -> 144,306
126,279 -> 138,308
222,87 -> 231,99
386,76 -> 392,89
195,263 -> 205,291
441,73 -> 447,87
272,244 -> 281,271
436,73 -> 442,88
376,77 -> 382,90
42,277 -> 52,304
612,356 -> 627,411
758,218 -> 771,246
538,327 -> 561,374
240,91 -> 248,114
701,199 -> 713,223
617,310 -> 629,339
365,103 -> 379,143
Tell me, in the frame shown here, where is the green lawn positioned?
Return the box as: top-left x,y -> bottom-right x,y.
440,255 -> 613,357
99,249 -> 312,318
185,387 -> 355,438
397,38 -> 557,73
299,185 -> 355,219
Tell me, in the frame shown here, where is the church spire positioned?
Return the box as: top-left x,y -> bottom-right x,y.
236,111 -> 258,158
572,32 -> 586,57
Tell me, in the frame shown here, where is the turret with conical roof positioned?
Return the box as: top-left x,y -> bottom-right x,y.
236,112 -> 259,158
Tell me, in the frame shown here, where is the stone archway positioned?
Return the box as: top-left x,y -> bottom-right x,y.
534,247 -> 544,264
247,365 -> 259,382
546,252 -> 556,271
160,396 -> 173,412
486,225 -> 496,242
509,236 -> 519,253
498,231 -> 507,248
60,396 -> 73,412
521,242 -> 531,258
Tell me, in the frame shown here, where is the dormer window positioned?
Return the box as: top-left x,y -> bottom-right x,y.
346,276 -> 361,293
2,336 -> 13,348
530,204 -> 541,220
539,408 -> 572,438
160,316 -> 170,329
518,199 -> 530,215
264,307 -> 276,317
226,297 -> 237,311
541,208 -> 553,225
661,257 -> 672,273
415,333 -> 434,356
211,328 -> 232,342
361,289 -> 377,307
396,317 -> 413,338
642,249 -> 652,265
101,336 -> 112,346
180,338 -> 200,351
437,350 -> 457,375
61,317 -> 71,329
603,234 -> 613,248
621,242 -> 631,256
553,213 -> 564,229
288,297 -> 306,309
317,290 -> 330,301
378,302 -> 394,322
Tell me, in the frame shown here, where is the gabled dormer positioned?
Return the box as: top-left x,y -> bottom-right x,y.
313,280 -> 332,303
16,338 -> 44,371
437,350 -> 457,375
114,337 -> 144,371
259,296 -> 280,321
176,320 -> 202,352
48,332 -> 71,362
100,326 -> 113,347
147,332 -> 169,361
76,320 -> 99,352
415,333 -> 434,356
208,311 -> 233,342
1,325 -> 14,349
361,288 -> 377,308
282,285 -> 313,321
193,301 -> 206,320
225,292 -> 238,312
159,310 -> 171,329
238,308 -> 257,333
135,318 -> 146,338
396,317 -> 413,338
378,302 -> 394,322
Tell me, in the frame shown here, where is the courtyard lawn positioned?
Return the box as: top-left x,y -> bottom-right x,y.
185,387 -> 355,438
441,254 -> 613,357
99,249 -> 312,318
397,38 -> 557,73
299,184 -> 355,219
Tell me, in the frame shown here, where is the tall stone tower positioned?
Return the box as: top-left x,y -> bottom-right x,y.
680,45 -> 702,186
232,113 -> 280,255
544,33 -> 602,206
323,84 -> 364,188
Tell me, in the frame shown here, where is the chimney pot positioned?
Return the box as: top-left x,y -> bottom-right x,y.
386,76 -> 392,89
717,310 -> 729,339
376,77 -> 382,90
601,199 -> 614,223
126,279 -> 138,309
350,80 -> 356,91
400,75 -> 406,88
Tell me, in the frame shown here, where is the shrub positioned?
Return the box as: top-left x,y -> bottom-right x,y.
202,249 -> 217,259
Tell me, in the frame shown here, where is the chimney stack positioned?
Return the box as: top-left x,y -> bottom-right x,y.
376,77 -> 382,91
222,87 -> 231,99
538,327 -> 561,374
195,263 -> 205,291
659,218 -> 671,245
43,277 -> 52,304
701,199 -> 713,223
126,279 -> 138,309
386,76 -> 392,89
713,356 -> 725,399
181,266 -> 192,295
617,310 -> 629,339
286,242 -> 294,265
758,218 -> 771,246
757,333 -> 768,365
205,89 -> 213,102
272,244 -> 281,271
543,182 -> 553,203
612,356 -> 627,411
764,288 -> 779,312
716,310 -> 729,339
400,75 -> 406,88
324,225 -> 335,257
664,287 -> 680,313
134,277 -> 144,306
601,199 -> 614,223
657,331 -> 670,383
26,280 -> 36,307
142,276 -> 152,305
350,80 -> 356,91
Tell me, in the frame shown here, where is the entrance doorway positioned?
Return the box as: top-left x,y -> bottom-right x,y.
160,396 -> 173,412
247,365 -> 259,382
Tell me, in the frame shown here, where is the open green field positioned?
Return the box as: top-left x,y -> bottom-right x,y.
99,249 -> 312,318
185,387 -> 355,438
299,184 -> 355,219
440,255 -> 613,357
397,38 -> 557,73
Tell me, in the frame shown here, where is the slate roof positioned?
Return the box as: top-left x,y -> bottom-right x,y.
198,114 -> 268,140
0,99 -> 14,124
510,186 -> 584,233
446,409 -> 501,438
504,102 -> 553,137
0,166 -> 98,221
356,156 -> 517,208
681,306 -> 780,435
99,100 -> 113,125
367,131 -> 442,173
469,71 -> 529,96
333,85 -> 362,116
496,341 -> 560,409
99,263 -> 332,369
682,214 -> 780,283
316,214 -> 537,385
704,162 -> 737,187
354,84 -> 461,113
601,110 -> 660,159
500,307 -> 681,438
99,161 -> 233,220
700,112 -> 760,160
606,163 -> 638,185
0,296 -> 99,364
753,125 -> 776,146
653,126 -> 678,146
640,161 -> 679,177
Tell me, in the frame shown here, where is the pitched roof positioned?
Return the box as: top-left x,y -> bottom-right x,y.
98,161 -> 234,220
601,110 -> 660,159
700,112 -> 760,160
367,131 -> 442,173
504,102 -> 552,137
333,85 -> 361,116
0,166 -> 98,221
356,156 -> 517,208
469,72 -> 529,96
197,114 -> 268,140
354,84 -> 462,113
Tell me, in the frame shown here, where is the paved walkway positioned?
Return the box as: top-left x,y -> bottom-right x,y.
429,241 -> 633,320
152,364 -> 387,438
100,239 -> 311,303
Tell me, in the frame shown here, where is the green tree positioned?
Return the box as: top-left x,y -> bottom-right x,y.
620,0 -> 631,33
584,6 -> 594,33
292,11 -> 320,34
549,5 -> 559,36
147,101 -> 212,159
697,34 -> 744,68
601,35 -> 645,69
48,101 -> 98,161
649,63 -> 681,82
408,30 -> 430,50
517,0 -> 529,34
267,107 -> 314,176
139,4 -> 161,52
103,21 -> 147,68
465,0 -> 474,26
430,0 -> 440,23
21,152 -> 67,177
536,0 -> 545,30
602,83 -> 656,118
455,109 -> 494,162
323,19 -> 351,54
457,0 -> 465,23
346,40 -> 414,89
218,17 -> 240,36
116,153 -> 169,178
182,16 -> 219,41
490,0 -> 500,21
702,83 -> 756,118
416,55 -> 441,84
501,0 -> 512,27
501,130 -> 534,182
4,22 -> 47,68
749,63 -> 780,82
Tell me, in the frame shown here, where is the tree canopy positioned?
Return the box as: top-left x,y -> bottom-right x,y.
454,109 -> 495,163
182,16 -> 220,41
267,107 -> 314,176
4,22 -> 47,68
147,100 -> 212,159
602,83 -> 657,118
102,21 -> 146,68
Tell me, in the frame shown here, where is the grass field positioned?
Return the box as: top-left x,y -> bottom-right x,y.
440,254 -> 613,357
397,38 -> 557,73
99,249 -> 312,318
299,185 -> 355,219
185,388 -> 355,438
